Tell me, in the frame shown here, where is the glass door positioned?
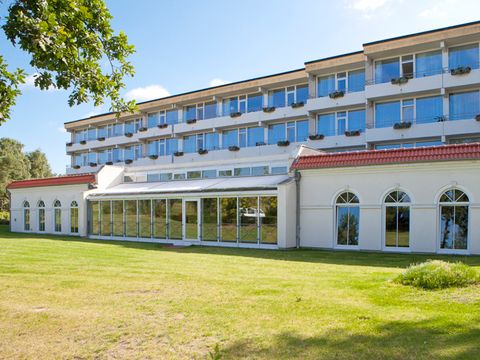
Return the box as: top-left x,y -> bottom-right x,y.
183,199 -> 199,240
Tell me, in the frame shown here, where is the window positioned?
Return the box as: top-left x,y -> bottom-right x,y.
234,167 -> 251,176
70,201 -> 79,233
416,50 -> 442,77
53,200 -> 61,232
268,123 -> 285,144
375,101 -> 401,128
125,200 -> 137,237
97,127 -> 106,139
269,88 -> 286,108
204,101 -> 217,119
337,72 -> 346,92
153,199 -> 166,239
112,200 -> 124,237
205,132 -> 219,150
202,198 -> 218,241
401,55 -> 414,79
87,128 -> 96,141
187,171 -> 201,179
247,127 -> 264,147
90,201 -> 99,235
271,166 -> 288,175
148,112 -> 160,128
168,199 -> 182,239
317,74 -> 335,97
317,113 -> 336,136
384,191 -> 410,248
38,200 -> 45,232
23,201 -> 30,231
348,109 -> 366,132
100,201 -> 111,236
183,135 -> 197,153
221,198 -> 237,242
247,93 -> 263,112
318,111 -> 365,135
336,192 -> 359,246
439,189 -> 469,251
202,170 -> 217,178
166,110 -> 178,125
296,84 -> 308,103
416,96 -> 443,124
219,170 -> 232,177
268,120 -> 308,144
222,129 -> 238,148
449,43 -> 479,70
375,58 -> 400,84
260,196 -> 277,244
251,166 -> 269,176
348,69 -> 365,92
240,197 -> 258,243
449,90 -> 480,121
173,173 -> 185,180
402,99 -> 414,122
138,200 -> 151,238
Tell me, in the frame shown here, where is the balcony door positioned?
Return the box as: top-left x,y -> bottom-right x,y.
183,199 -> 199,241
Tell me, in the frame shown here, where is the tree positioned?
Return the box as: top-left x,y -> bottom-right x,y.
26,149 -> 53,178
0,0 -> 136,124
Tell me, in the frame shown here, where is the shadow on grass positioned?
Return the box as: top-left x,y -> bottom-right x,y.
2,225 -> 480,268
220,319 -> 480,359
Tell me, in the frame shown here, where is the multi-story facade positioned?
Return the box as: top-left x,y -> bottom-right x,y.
8,21 -> 480,253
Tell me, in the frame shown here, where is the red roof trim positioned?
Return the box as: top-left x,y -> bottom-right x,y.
291,143 -> 480,170
7,174 -> 96,189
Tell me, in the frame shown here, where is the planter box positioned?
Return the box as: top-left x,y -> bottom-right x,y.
263,107 -> 275,113
345,130 -> 361,137
157,123 -> 168,129
230,112 -> 242,118
173,151 -> 184,157
435,116 -> 447,122
393,122 -> 412,130
391,77 -> 409,85
255,142 -> 266,146
73,165 -> 81,169
149,155 -> 159,160
186,119 -> 197,124
329,91 -> 344,99
198,149 -> 208,155
97,137 -> 105,141
138,127 -> 148,132
228,145 -> 240,152
450,66 -> 471,75
124,132 -> 133,137
291,102 -> 304,108
66,142 -> 73,147
125,159 -> 133,164
89,162 -> 97,167
309,134 -> 325,141
277,140 -> 290,147
80,140 -> 87,145
106,161 -> 114,165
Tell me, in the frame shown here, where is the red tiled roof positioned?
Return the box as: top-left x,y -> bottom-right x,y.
7,174 -> 96,189
291,143 -> 480,170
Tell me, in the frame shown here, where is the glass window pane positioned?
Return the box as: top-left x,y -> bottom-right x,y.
449,91 -> 480,121
112,200 -> 124,236
101,201 -> 111,236
269,89 -> 285,108
185,201 -> 198,239
317,75 -> 335,97
202,170 -> 217,178
348,207 -> 360,245
183,135 -> 196,153
204,101 -> 217,119
296,120 -> 309,142
168,199 -> 182,239
240,197 -> 258,243
234,167 -> 251,176
440,206 -> 454,249
125,200 -> 137,237
247,127 -> 264,147
268,123 -> 286,144
449,43 -> 479,70
153,199 -> 166,239
375,58 -> 400,83
221,198 -> 237,242
416,50 -> 443,77
416,96 -> 443,124
70,207 -> 78,233
202,198 -> 218,241
454,206 -> 468,250
148,113 -> 159,128
385,207 -> 397,247
295,84 -> 308,103
375,101 -> 401,128
39,208 -> 45,232
397,206 -> 410,247
252,166 -> 269,176
55,208 -> 62,232
348,109 -> 365,132
260,196 -> 277,244
185,105 -> 197,121
247,93 -> 263,112
348,70 -> 365,92
138,200 -> 151,238
317,113 -> 336,136
90,201 -> 99,235
166,110 -> 178,125
271,166 -> 287,175
222,129 -> 238,148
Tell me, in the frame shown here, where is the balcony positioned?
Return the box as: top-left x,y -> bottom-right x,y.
67,133 -> 143,152
306,91 -> 365,113
443,66 -> 480,91
306,132 -> 366,149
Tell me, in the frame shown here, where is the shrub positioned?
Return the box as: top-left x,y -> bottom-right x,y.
0,211 -> 9,225
394,260 -> 479,289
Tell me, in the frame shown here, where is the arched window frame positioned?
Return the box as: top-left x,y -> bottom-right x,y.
38,200 -> 45,232
54,200 -> 62,233
23,201 -> 30,231
70,200 -> 79,234
335,191 -> 360,247
438,188 -> 469,252
383,190 -> 411,249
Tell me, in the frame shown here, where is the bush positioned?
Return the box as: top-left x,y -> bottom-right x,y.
0,211 -> 9,225
395,260 -> 479,289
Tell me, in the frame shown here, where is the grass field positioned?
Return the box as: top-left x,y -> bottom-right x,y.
0,225 -> 479,359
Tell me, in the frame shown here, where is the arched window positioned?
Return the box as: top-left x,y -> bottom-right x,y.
38,200 -> 45,232
54,200 -> 62,233
23,201 -> 30,231
384,190 -> 411,248
70,201 -> 79,234
335,191 -> 360,246
439,189 -> 469,250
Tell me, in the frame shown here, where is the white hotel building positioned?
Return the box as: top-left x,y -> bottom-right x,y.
8,21 -> 480,254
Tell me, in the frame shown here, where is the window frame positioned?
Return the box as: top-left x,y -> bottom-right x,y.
334,191 -> 360,248
383,190 -> 411,250
316,69 -> 365,97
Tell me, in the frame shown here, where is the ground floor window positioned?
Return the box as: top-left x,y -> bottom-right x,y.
153,199 -> 167,239
384,191 -> 410,248
70,201 -> 79,233
221,198 -> 237,242
101,201 -> 111,236
202,198 -> 218,241
168,199 -> 182,239
54,200 -> 62,232
439,189 -> 469,250
23,201 -> 30,231
38,200 -> 45,232
336,192 -> 359,246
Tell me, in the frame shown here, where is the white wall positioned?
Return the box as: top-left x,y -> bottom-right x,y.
299,160 -> 480,254
277,179 -> 296,248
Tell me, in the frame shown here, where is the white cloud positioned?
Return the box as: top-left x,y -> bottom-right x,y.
209,78 -> 229,87
57,126 -> 67,133
348,0 -> 389,11
124,84 -> 170,102
418,6 -> 448,18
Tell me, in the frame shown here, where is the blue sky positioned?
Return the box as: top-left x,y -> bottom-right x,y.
1,0 -> 480,174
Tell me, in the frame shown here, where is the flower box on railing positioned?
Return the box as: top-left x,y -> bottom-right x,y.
291,101 -> 304,108
80,140 -> 87,145
173,151 -> 184,157
149,154 -> 159,160
450,66 -> 471,76
138,127 -> 148,132
345,130 -> 361,137
198,149 -> 208,155
124,132 -> 133,137
435,115 -> 447,122
106,161 -> 114,165
255,141 -> 266,146
393,122 -> 412,130
391,77 -> 409,85
309,134 -> 325,141
230,112 -> 242,118
329,90 -> 344,99
89,162 -> 97,167
157,123 -> 168,129
66,142 -> 73,147
72,165 -> 81,169
186,119 -> 197,124
97,137 -> 105,141
263,106 -> 275,113
125,159 -> 133,164
228,145 -> 240,152
475,114 -> 480,122
277,140 -> 290,147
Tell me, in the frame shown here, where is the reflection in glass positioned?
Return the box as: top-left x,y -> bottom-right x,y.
202,198 -> 218,241
138,200 -> 151,238
336,206 -> 359,246
90,201 -> 99,235
101,201 -> 111,236
385,206 -> 410,247
168,199 -> 182,239
260,196 -> 277,244
153,199 -> 166,238
221,198 -> 237,242
125,200 -> 137,237
112,200 -> 124,236
185,201 -> 198,239
440,205 -> 468,250
240,197 -> 258,243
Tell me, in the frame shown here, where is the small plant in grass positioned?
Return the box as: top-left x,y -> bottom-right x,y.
394,260 -> 479,289
208,344 -> 223,360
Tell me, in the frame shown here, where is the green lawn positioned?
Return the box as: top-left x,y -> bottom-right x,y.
0,225 -> 479,359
